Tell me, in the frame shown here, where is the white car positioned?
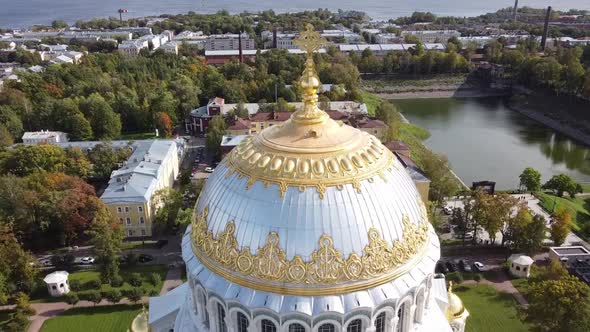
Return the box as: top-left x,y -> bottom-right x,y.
473,261 -> 485,271
81,257 -> 95,264
204,167 -> 215,173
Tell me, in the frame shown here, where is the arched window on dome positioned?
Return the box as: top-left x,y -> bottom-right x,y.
347,319 -> 362,332
261,319 -> 277,332
237,312 -> 249,332
199,290 -> 209,328
415,288 -> 426,324
217,303 -> 227,332
318,323 -> 335,332
396,301 -> 411,332
375,312 -> 386,332
289,323 -> 306,332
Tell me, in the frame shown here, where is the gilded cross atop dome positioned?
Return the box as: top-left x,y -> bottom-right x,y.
294,23 -> 327,55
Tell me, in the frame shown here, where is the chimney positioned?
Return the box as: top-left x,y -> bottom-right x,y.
513,0 -> 518,22
272,27 -> 277,48
541,6 -> 552,51
238,31 -> 243,63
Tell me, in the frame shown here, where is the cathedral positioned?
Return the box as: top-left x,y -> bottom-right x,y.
147,25 -> 468,332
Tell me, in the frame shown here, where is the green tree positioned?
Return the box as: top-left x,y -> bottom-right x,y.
87,143 -> 120,179
484,40 -> 503,63
525,276 -> 590,332
519,167 -> 542,192
0,124 -> 13,147
64,147 -> 91,178
87,205 -> 123,284
0,225 -> 37,295
0,144 -> 68,176
421,153 -> 458,203
550,208 -> 571,246
205,115 -> 227,161
153,188 -> 183,234
105,289 -> 122,304
78,93 -> 121,140
543,174 -> 581,198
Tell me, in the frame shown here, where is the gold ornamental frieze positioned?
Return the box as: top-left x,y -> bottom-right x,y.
190,205 -> 430,295
223,134 -> 397,199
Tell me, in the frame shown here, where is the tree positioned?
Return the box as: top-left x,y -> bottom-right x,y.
155,112 -> 173,138
421,153 -> 458,203
105,289 -> 122,304
51,20 -> 68,29
87,205 -> 123,284
519,167 -> 542,192
64,147 -> 91,178
484,40 -> 503,63
127,287 -> 143,304
65,293 -> 79,306
87,143 -> 121,179
0,124 -> 13,148
205,115 -> 227,161
153,188 -> 183,234
86,290 -> 102,306
78,93 -> 121,140
0,225 -> 37,294
550,207 -> 571,246
476,193 -> 517,245
232,102 -> 250,119
0,144 -> 68,176
543,174 -> 581,198
525,276 -> 590,332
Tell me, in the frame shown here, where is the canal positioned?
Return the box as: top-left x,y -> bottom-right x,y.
395,97 -> 590,190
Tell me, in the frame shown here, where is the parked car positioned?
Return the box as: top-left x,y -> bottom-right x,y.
443,206 -> 453,215
473,261 -> 485,272
460,259 -> 472,272
138,254 -> 154,263
205,167 -> 214,173
81,257 -> 95,264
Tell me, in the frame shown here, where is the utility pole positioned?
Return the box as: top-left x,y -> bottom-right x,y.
513,0 -> 518,22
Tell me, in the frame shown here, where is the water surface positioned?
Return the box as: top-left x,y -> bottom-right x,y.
2,0 -> 589,29
396,97 -> 590,189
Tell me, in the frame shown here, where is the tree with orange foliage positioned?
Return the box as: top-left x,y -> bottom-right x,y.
155,112 -> 173,137
551,207 -> 572,246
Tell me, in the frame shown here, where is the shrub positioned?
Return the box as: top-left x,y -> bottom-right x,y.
85,290 -> 101,305
127,287 -> 144,303
473,273 -> 483,283
446,272 -> 464,284
110,274 -> 124,288
148,272 -> 161,286
15,292 -> 35,315
105,289 -> 122,304
85,279 -> 102,290
65,293 -> 79,306
128,273 -> 142,287
148,289 -> 159,297
5,312 -> 29,332
69,279 -> 81,291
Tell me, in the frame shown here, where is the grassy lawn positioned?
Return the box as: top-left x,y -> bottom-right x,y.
536,191 -> 590,233
453,284 -> 530,332
359,90 -> 382,116
69,265 -> 167,292
40,305 -> 141,332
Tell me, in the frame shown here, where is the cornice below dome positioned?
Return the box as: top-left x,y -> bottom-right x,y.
190,204 -> 430,296
224,132 -> 396,199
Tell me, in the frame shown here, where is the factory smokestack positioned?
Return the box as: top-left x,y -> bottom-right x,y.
238,30 -> 243,63
541,6 -> 552,51
513,0 -> 518,22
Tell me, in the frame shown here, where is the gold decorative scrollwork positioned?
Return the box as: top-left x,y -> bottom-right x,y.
190,205 -> 430,293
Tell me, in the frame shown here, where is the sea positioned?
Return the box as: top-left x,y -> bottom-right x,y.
1,0 -> 589,29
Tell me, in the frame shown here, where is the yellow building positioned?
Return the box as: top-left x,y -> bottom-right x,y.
101,140 -> 181,238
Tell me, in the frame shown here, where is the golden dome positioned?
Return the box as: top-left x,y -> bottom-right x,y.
189,24 -> 433,296
225,25 -> 394,199
446,282 -> 466,321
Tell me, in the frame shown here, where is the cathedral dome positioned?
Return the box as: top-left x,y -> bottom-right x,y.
189,27 -> 432,297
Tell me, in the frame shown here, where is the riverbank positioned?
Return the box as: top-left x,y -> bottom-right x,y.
362,74 -> 510,100
507,93 -> 590,148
